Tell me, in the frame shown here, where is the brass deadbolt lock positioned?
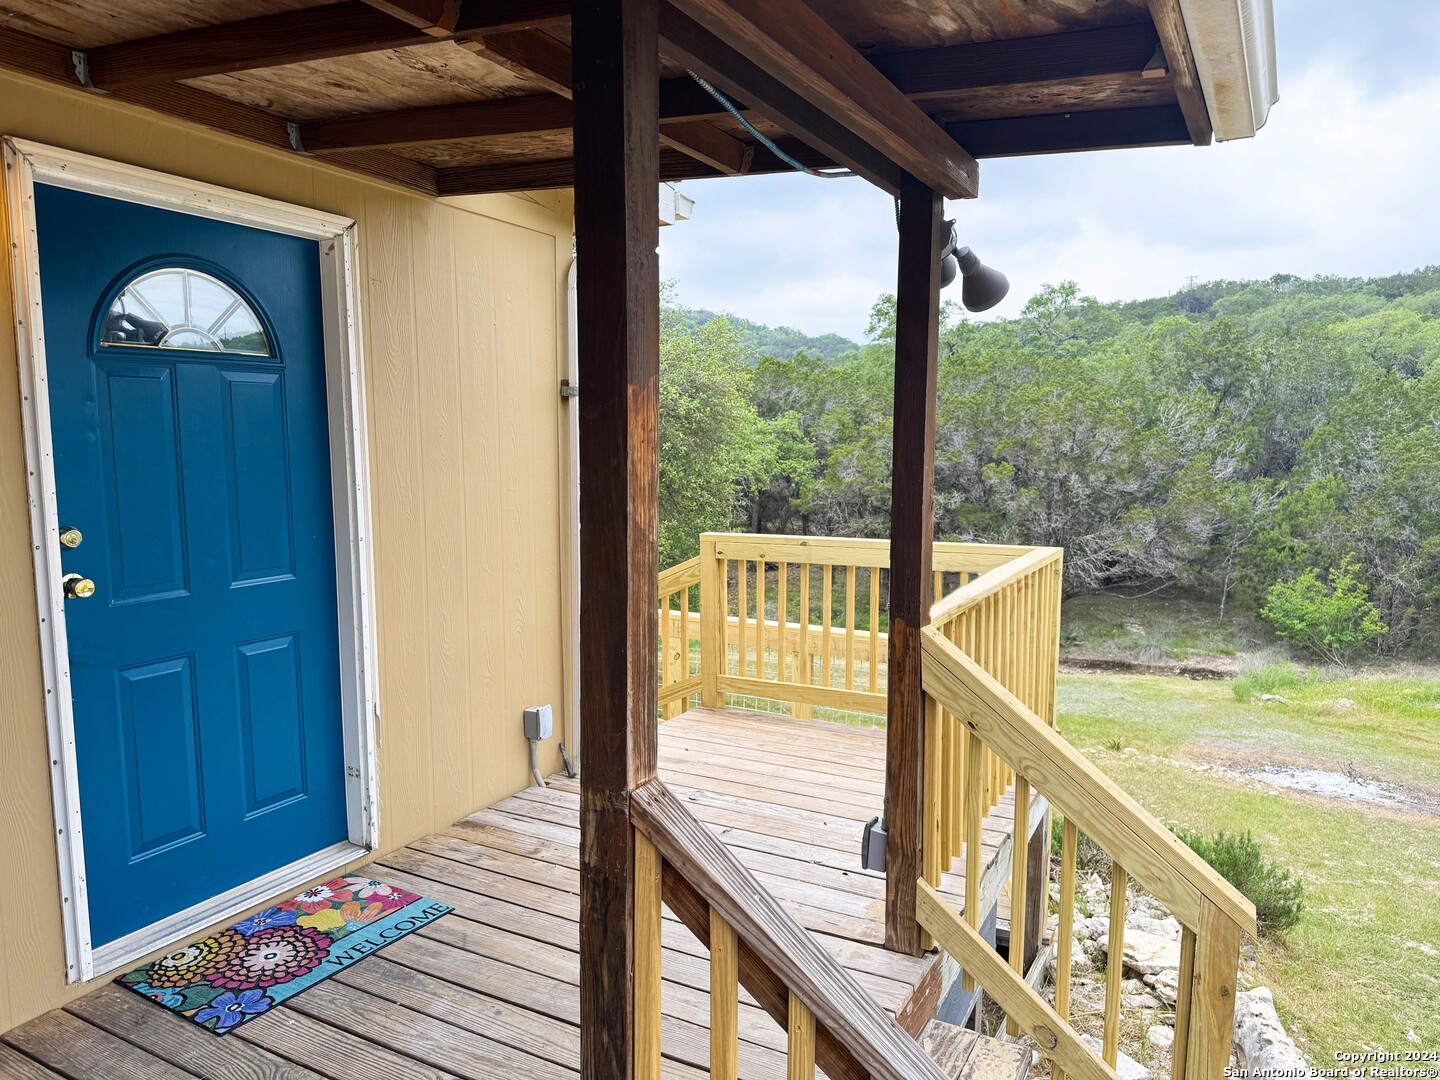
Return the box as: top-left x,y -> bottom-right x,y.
59,526 -> 83,549
62,573 -> 95,600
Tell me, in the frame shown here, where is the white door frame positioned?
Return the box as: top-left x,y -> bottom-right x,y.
2,137 -> 381,983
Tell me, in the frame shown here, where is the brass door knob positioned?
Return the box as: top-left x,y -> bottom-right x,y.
62,573 -> 95,600
59,526 -> 83,549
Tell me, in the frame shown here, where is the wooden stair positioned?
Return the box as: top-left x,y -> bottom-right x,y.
918,1019 -> 1031,1080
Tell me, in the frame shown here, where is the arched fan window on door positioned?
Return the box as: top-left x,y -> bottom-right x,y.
101,267 -> 271,356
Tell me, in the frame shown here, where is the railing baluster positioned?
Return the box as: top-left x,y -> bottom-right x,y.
787,991 -> 815,1080
962,726 -> 984,995
737,559 -> 749,678
1007,773 -> 1030,1035
821,565 -> 833,689
796,562 -> 813,718
636,834 -> 663,1080
844,564 -> 856,690
680,585 -> 691,678
868,566 -> 880,692
1171,926 -> 1197,1080
1053,818 -> 1078,1080
777,560 -> 789,685
710,909 -> 738,1080
1104,863 -> 1128,1067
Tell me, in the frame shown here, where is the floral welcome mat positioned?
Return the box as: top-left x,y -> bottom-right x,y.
116,876 -> 452,1034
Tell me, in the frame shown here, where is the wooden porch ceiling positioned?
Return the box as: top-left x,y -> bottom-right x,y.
0,0 -> 1208,198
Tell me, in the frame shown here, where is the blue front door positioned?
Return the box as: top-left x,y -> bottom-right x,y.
35,184 -> 350,949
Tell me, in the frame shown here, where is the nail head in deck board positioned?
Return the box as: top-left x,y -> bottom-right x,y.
885,174 -> 943,956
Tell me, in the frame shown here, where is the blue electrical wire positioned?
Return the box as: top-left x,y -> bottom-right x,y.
687,71 -> 856,178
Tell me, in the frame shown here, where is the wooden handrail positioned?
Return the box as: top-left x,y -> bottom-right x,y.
920,627 -> 1255,933
920,624 -> 1254,1078
630,778 -> 949,1080
916,881 -> 1117,1080
929,544 -> 1063,625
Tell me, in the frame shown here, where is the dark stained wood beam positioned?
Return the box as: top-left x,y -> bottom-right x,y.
436,137 -> 832,194
665,0 -> 978,198
659,120 -> 752,175
0,24 -> 437,194
1145,0 -> 1212,144
574,0 -> 660,1076
884,173 -> 943,957
79,0 -> 570,89
460,30 -> 573,95
300,94 -> 573,152
660,4 -> 903,194
84,2 -> 432,88
359,0 -> 459,36
458,25 -> 754,179
451,0 -> 571,35
870,22 -> 1160,101
946,104 -> 1191,157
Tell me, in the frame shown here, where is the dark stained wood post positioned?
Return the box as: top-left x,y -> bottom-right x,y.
884,173 -> 943,956
573,0 -> 661,1075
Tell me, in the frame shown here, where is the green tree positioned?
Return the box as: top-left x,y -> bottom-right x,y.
1260,556 -> 1387,666
658,311 -> 767,564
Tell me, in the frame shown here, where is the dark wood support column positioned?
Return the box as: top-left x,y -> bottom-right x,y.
574,0 -> 661,1076
884,173 -> 943,956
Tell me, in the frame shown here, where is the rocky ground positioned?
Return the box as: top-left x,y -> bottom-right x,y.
1005,871 -> 1306,1079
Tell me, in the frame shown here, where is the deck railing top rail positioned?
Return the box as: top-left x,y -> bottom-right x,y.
630,777 -> 948,1080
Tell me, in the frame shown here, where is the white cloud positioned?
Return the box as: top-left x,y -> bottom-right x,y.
659,9 -> 1440,341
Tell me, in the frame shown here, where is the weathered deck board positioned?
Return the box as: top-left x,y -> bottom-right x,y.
2,707 -> 1023,1080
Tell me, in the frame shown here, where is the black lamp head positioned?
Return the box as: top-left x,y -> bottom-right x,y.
955,246 -> 1009,312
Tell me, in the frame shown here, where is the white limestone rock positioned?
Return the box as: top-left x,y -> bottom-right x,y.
1147,1025 -> 1175,1051
1233,987 -> 1307,1073
1080,1035 -> 1150,1080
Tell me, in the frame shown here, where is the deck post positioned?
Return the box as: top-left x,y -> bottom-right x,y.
884,173 -> 943,955
573,0 -> 661,1076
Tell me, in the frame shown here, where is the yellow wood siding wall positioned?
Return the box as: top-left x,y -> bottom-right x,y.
0,69 -> 574,1032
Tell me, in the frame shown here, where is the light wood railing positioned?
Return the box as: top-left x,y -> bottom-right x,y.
922,547 -> 1064,922
629,778 -> 949,1080
679,532 -> 1030,720
917,625 -> 1257,1080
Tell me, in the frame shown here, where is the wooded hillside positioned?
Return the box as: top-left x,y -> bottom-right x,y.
660,267 -> 1440,656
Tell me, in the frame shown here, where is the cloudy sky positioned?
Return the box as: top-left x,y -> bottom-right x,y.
657,0 -> 1440,341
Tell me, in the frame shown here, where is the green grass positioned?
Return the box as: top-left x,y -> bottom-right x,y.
1057,670 -> 1440,1057
1060,592 -> 1272,662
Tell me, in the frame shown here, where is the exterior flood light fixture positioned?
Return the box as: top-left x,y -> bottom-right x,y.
939,219 -> 1009,312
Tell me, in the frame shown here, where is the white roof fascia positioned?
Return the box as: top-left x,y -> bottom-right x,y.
1178,0 -> 1279,140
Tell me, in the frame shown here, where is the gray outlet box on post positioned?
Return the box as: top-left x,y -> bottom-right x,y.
524,704 -> 553,741
860,816 -> 886,872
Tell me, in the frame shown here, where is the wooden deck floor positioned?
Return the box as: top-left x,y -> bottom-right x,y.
2,707 -> 1024,1080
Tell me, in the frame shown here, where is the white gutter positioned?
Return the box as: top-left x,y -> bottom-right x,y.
1178,0 -> 1279,140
